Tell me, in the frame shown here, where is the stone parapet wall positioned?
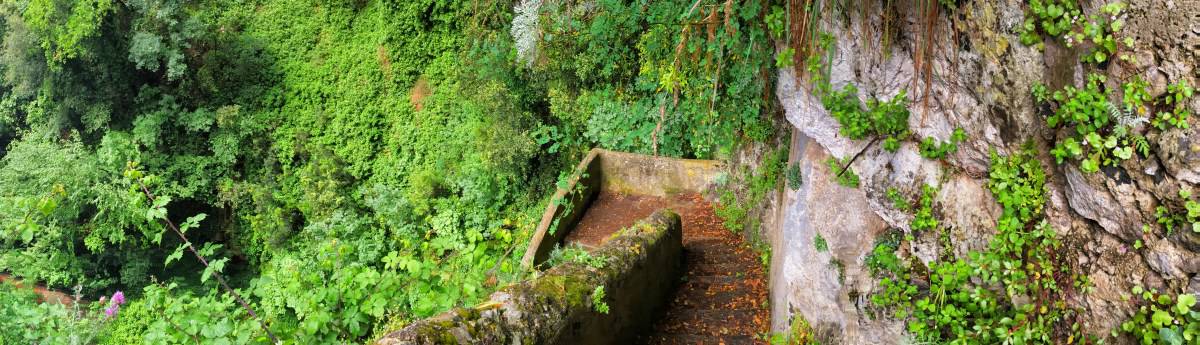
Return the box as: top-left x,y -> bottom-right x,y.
377,210 -> 683,345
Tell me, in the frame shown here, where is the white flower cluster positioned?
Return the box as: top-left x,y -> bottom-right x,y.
511,0 -> 544,68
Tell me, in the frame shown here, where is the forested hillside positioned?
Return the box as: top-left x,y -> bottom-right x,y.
0,0 -> 778,343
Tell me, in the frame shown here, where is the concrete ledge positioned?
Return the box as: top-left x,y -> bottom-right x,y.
595,150 -> 725,197
376,210 -> 684,345
520,149 -> 723,269
520,149 -> 603,269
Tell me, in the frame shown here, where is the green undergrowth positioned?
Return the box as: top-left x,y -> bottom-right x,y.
918,128 -> 967,160
716,147 -> 788,236
0,0 -> 784,343
869,144 -> 1096,344
1118,286 -> 1200,344
767,314 -> 821,345
824,157 -> 859,188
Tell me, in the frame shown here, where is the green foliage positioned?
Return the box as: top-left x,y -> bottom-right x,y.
918,128 -> 966,160
813,234 -> 828,252
535,0 -> 777,158
1018,0 -> 1129,64
590,286 -> 609,315
716,148 -> 788,234
909,185 -> 939,232
1119,287 -> 1200,345
825,157 -> 859,188
1153,80 -> 1195,130
864,230 -> 903,278
1155,189 -> 1200,234
869,145 -> 1093,344
1067,2 -> 1128,64
822,85 -> 910,150
768,315 -> 820,345
1045,74 -> 1139,173
886,187 -> 910,211
786,163 -> 803,190
0,0 -> 782,342
1032,82 -> 1049,104
546,244 -> 608,269
1017,0 -> 1080,48
0,282 -> 119,344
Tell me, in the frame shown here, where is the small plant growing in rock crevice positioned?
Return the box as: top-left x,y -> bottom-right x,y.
918,128 -> 967,160
909,185 -> 939,232
867,145 -> 1096,343
1117,286 -> 1198,344
1153,80 -> 1195,130
590,286 -> 609,314
786,163 -> 803,190
886,187 -> 910,211
813,234 -> 828,252
825,157 -> 859,188
1044,74 -> 1139,173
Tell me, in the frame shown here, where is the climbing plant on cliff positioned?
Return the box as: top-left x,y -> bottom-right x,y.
870,144 -> 1096,344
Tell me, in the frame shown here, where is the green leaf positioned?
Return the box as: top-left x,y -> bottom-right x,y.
1177,294 -> 1196,314
201,257 -> 229,283
179,214 -> 207,233
1152,309 -> 1173,327
165,244 -> 186,266
1081,157 -> 1100,173
1161,327 -> 1184,345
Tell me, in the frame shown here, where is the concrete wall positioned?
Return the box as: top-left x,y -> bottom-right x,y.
595,149 -> 725,197
520,148 -> 725,269
376,210 -> 684,345
520,149 -> 603,269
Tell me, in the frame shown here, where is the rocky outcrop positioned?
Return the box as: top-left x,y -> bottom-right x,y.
771,0 -> 1200,343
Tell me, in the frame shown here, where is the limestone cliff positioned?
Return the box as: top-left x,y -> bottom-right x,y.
768,0 -> 1200,343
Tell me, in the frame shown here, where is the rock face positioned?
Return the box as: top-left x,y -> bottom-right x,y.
769,134 -> 897,344
770,0 -> 1200,343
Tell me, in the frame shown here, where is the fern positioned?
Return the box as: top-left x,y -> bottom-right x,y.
1133,135 -> 1151,157
1109,101 -> 1146,128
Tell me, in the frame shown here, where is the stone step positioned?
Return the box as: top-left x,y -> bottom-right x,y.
685,260 -> 759,276
665,288 -> 756,311
640,333 -> 757,345
653,308 -> 760,334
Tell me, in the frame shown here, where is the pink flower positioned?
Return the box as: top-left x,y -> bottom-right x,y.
104,291 -> 125,319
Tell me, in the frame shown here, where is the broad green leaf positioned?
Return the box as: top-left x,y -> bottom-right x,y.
1161,327 -> 1184,345
1152,309 -> 1173,327
1177,294 -> 1196,314
165,244 -> 186,266
201,257 -> 229,283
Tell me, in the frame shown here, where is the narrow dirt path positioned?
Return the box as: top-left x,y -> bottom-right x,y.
565,192 -> 770,345
640,194 -> 769,345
